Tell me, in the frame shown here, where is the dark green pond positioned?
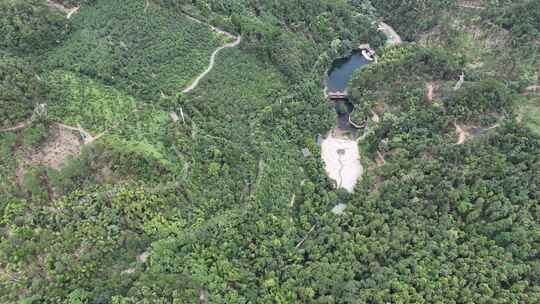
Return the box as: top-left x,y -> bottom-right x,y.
326,50 -> 370,93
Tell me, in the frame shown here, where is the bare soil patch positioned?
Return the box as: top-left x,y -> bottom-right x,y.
454,122 -> 469,145
29,124 -> 83,170
426,82 -> 434,103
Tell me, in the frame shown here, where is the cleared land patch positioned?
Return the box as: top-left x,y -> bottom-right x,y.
29,124 -> 82,170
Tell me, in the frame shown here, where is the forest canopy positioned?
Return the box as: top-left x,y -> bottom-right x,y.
0,0 -> 68,54
0,0 -> 539,303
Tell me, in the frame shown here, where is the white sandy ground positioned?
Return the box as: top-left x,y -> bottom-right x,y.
321,134 -> 363,193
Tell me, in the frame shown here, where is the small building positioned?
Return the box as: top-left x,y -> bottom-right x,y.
302,148 -> 312,158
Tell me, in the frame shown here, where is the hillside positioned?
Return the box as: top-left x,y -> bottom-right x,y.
0,0 -> 539,303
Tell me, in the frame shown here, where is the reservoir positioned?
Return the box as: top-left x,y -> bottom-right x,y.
326,50 -> 370,93
321,50 -> 371,194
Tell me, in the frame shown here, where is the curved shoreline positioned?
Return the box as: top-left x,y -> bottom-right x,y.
321,21 -> 401,193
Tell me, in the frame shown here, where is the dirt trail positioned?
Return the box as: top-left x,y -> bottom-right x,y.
455,120 -> 502,145
182,15 -> 242,93
13,132 -> 24,192
56,123 -> 106,144
144,0 -> 150,12
370,110 -> 380,123
376,151 -> 386,166
454,122 -> 468,145
379,22 -> 402,45
46,0 -> 80,19
426,82 -> 434,103
524,85 -> 540,95
457,1 -> 484,9
0,122 -> 27,133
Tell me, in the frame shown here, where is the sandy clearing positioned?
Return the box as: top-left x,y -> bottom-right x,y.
321,134 -> 362,192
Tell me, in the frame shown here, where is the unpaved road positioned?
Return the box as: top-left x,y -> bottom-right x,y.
0,122 -> 27,133
182,15 -> 242,93
182,36 -> 242,93
379,22 -> 402,45
454,122 -> 468,145
56,123 -> 106,144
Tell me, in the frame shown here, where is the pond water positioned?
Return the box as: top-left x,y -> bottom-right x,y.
326,50 -> 370,93
320,50 -> 371,195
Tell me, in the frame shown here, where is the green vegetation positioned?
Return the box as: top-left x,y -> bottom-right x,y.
445,79 -> 515,123
521,97 -> 540,134
0,0 -> 68,54
0,52 -> 43,127
44,0 -> 226,100
1,0 -> 539,303
161,0 -> 386,81
485,0 -> 540,43
44,70 -> 137,133
371,0 -> 457,41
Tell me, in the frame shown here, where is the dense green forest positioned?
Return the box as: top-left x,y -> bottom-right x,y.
0,0 -> 539,303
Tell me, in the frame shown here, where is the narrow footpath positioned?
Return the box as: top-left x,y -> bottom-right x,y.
182,16 -> 242,93
182,36 -> 242,93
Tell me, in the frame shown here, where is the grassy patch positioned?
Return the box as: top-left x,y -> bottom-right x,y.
44,69 -> 137,133
521,97 -> 540,135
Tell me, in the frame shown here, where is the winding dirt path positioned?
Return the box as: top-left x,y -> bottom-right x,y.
379,22 -> 402,45
0,122 -> 27,133
46,0 -> 79,19
454,122 -> 468,145
182,16 -> 242,93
